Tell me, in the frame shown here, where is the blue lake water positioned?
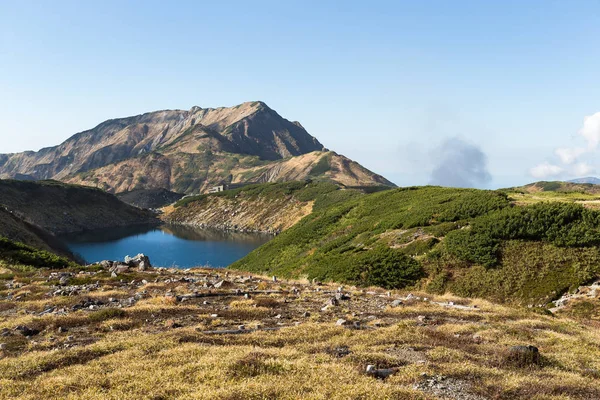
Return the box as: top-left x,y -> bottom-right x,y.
60,224 -> 271,268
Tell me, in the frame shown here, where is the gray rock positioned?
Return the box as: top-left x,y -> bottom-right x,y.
115,264 -> 130,274
366,365 -> 396,379
59,276 -> 71,286
335,292 -> 350,301
391,299 -> 404,307
336,319 -> 348,326
124,254 -> 152,271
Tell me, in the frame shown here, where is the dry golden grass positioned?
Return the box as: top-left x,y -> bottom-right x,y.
0,265 -> 599,399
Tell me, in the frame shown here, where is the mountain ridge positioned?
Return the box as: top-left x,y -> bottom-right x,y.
0,101 -> 392,193
568,176 -> 600,185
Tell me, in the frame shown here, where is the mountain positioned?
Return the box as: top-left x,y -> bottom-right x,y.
508,180 -> 600,194
568,177 -> 600,185
0,179 -> 156,234
0,101 -> 394,194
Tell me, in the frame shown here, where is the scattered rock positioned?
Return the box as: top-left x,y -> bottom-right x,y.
327,297 -> 339,307
335,292 -> 350,301
213,280 -> 231,289
59,276 -> 71,286
391,299 -> 404,307
335,319 -> 348,326
414,374 -> 486,400
15,325 -> 40,337
98,260 -> 113,269
366,365 -> 396,379
330,346 -> 351,358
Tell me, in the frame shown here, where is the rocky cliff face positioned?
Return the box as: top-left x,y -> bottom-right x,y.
163,193 -> 314,234
0,102 -> 394,194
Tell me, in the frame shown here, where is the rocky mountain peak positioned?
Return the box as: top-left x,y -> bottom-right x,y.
0,101 -> 392,194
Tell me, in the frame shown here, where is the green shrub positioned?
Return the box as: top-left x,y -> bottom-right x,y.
308,154 -> 331,176
354,247 -> 425,289
0,237 -> 77,269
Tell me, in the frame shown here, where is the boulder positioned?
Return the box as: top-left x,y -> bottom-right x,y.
124,254 -> 152,271
98,260 -> 114,269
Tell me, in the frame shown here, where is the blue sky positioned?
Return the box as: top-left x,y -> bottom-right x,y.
1,0 -> 599,188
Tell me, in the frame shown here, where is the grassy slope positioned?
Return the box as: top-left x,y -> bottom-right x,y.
232,186 -> 600,305
1,261 -> 599,399
502,180 -> 600,207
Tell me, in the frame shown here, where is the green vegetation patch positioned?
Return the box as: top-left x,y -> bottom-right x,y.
0,237 -> 78,269
445,202 -> 600,267
232,186 -> 600,303
232,186 -> 510,289
308,153 -> 331,176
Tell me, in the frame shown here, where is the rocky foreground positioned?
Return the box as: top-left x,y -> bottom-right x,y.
1,259 -> 599,399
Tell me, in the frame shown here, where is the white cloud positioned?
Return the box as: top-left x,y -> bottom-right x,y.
530,162 -> 564,179
580,112 -> 600,149
555,147 -> 586,164
529,111 -> 600,180
572,162 -> 594,177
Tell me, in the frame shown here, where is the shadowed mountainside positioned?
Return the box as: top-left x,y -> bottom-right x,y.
0,179 -> 156,234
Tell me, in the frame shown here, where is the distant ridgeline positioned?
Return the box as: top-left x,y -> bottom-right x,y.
231,185 -> 600,305
0,101 -> 394,194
